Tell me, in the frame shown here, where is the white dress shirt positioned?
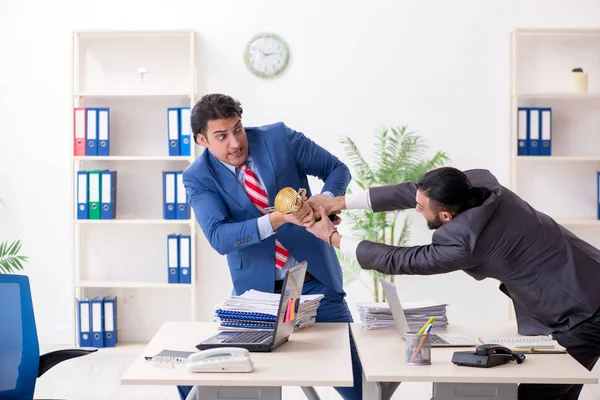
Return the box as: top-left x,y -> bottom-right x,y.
339,190 -> 373,259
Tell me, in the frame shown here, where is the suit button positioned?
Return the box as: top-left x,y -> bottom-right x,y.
236,240 -> 241,245
246,236 -> 251,241
269,256 -> 275,262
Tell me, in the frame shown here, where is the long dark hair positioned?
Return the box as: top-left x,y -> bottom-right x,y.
416,167 -> 491,214
190,93 -> 244,144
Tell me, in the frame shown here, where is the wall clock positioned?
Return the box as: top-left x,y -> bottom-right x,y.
243,33 -> 289,78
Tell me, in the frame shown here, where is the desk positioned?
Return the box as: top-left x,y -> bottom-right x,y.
121,322 -> 353,400
351,322 -> 598,400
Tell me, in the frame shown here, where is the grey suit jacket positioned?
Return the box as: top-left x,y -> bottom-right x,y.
357,169 -> 600,335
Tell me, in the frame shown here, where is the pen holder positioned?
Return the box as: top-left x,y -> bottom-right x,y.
405,332 -> 432,366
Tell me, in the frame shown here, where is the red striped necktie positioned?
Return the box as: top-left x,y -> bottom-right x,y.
238,163 -> 289,269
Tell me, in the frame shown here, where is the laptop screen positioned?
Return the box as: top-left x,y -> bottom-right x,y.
272,262 -> 307,345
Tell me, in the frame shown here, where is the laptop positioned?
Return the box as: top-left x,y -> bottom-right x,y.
379,278 -> 478,347
196,261 -> 308,352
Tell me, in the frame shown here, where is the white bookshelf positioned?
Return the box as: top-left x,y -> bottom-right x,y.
70,29 -> 198,344
509,28 -> 600,316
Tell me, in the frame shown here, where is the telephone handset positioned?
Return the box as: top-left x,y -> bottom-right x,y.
452,344 -> 526,368
187,347 -> 254,373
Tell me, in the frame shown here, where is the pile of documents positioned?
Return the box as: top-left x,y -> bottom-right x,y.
213,289 -> 324,331
356,300 -> 449,331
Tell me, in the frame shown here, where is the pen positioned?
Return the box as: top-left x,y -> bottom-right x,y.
418,317 -> 435,334
410,324 -> 433,363
425,324 -> 433,334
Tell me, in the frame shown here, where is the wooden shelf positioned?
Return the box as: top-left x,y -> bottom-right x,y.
74,219 -> 193,225
73,156 -> 193,162
514,93 -> 600,100
74,92 -> 192,98
556,219 -> 600,226
76,280 -> 192,289
516,156 -> 600,162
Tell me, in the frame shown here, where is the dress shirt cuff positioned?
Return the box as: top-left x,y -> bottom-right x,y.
321,191 -> 335,198
257,214 -> 275,241
345,190 -> 372,210
340,236 -> 360,259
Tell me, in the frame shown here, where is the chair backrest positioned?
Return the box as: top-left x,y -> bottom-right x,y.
0,274 -> 40,399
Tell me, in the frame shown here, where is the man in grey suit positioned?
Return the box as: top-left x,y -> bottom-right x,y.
307,166 -> 600,400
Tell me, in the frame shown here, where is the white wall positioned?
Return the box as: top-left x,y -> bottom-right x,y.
1,0 -> 599,345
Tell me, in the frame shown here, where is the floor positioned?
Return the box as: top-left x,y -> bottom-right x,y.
35,343 -> 600,400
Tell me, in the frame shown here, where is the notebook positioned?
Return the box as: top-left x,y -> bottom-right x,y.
478,335 -> 566,353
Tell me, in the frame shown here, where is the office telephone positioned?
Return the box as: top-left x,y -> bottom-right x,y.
187,347 -> 254,373
452,344 -> 526,368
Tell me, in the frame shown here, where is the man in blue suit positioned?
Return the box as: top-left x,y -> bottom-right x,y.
179,93 -> 362,400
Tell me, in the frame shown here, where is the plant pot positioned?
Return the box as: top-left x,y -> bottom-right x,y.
569,71 -> 588,93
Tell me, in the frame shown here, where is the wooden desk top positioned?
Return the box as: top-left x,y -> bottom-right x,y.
121,322 -> 353,387
350,322 -> 598,385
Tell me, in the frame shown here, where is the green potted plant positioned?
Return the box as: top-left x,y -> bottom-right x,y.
338,126 -> 449,302
0,198 -> 28,273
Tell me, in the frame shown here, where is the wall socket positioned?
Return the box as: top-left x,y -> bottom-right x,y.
124,289 -> 138,304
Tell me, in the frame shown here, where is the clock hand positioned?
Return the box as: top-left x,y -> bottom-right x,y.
264,52 -> 281,56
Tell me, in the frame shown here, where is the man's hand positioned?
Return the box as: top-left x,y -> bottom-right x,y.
306,205 -> 341,248
283,199 -> 316,227
306,194 -> 334,214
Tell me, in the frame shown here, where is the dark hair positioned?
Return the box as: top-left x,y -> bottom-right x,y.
190,93 -> 243,144
416,167 -> 491,214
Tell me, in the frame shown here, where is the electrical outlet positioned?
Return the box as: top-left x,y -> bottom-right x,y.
124,289 -> 137,304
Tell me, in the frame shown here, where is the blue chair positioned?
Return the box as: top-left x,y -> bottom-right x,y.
0,274 -> 97,399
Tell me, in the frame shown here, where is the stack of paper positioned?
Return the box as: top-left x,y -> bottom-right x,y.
356,300 -> 449,331
213,289 -> 324,331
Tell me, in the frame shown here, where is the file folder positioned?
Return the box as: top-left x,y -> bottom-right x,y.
540,108 -> 552,156
597,172 -> 600,220
167,234 -> 180,283
77,171 -> 88,219
517,108 -> 528,156
88,170 -> 101,220
528,108 -> 540,156
179,234 -> 191,284
163,171 -> 177,219
100,170 -> 117,219
77,298 -> 92,347
167,108 -> 180,156
91,297 -> 104,348
179,107 -> 191,156
176,171 -> 189,219
97,108 -> 110,156
74,107 -> 86,156
103,296 -> 117,347
86,108 -> 98,156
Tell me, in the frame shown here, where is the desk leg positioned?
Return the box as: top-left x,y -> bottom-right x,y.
301,386 -> 321,400
362,371 -> 400,400
431,383 -> 517,400
186,386 -> 282,400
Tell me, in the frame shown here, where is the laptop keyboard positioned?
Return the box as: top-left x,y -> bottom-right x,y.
430,334 -> 449,345
217,331 -> 273,344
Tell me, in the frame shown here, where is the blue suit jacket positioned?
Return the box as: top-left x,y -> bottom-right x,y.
182,122 -> 351,295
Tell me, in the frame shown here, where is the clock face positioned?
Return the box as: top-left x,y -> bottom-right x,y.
244,33 -> 289,78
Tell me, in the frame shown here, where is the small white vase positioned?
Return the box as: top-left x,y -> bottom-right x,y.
568,71 -> 588,93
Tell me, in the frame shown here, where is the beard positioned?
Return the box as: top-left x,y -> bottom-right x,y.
426,216 -> 444,230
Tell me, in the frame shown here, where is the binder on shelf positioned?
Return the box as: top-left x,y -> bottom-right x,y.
167,233 -> 180,283
179,234 -> 191,284
91,297 -> 104,348
597,172 -> 600,220
97,108 -> 110,156
103,296 -> 117,347
179,107 -> 191,156
167,108 -> 180,156
86,108 -> 98,156
176,171 -> 189,220
88,170 -> 101,220
517,107 -> 528,156
100,170 -> 117,220
76,171 -> 88,219
540,107 -> 552,156
528,108 -> 540,156
77,298 -> 92,347
74,108 -> 86,156
163,171 -> 177,219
